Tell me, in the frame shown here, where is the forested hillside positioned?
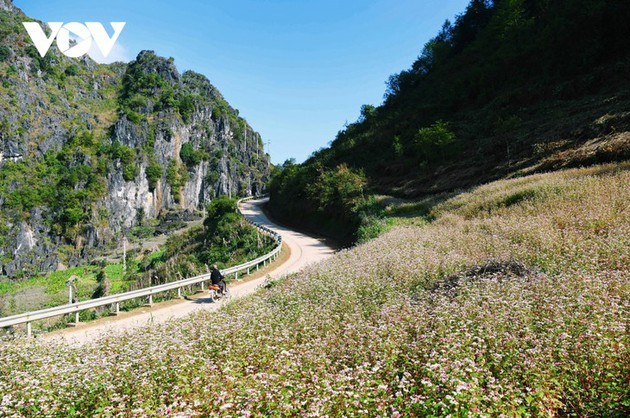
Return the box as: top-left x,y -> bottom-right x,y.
269,0 -> 630,244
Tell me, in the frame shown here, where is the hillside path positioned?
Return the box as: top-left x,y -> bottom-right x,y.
44,198 -> 335,344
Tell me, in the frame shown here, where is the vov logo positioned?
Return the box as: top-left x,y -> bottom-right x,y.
22,22 -> 126,58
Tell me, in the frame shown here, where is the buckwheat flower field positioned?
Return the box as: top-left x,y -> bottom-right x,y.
0,164 -> 628,416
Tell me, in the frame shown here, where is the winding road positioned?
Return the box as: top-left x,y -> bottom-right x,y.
45,198 -> 335,344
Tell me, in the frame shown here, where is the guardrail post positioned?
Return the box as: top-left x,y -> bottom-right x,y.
177,287 -> 182,298
0,196 -> 282,335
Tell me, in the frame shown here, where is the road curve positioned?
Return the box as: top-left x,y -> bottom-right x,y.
45,198 -> 335,344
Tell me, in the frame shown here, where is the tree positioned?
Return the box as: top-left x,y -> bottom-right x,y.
308,164 -> 365,217
204,196 -> 237,233
180,143 -> 204,167
358,105 -> 376,123
146,162 -> 162,191
92,270 -> 110,299
414,120 -> 455,163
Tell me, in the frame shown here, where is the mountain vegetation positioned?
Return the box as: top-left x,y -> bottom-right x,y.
0,0 -> 270,278
136,197 -> 275,287
0,1 -> 627,415
269,0 -> 630,244
0,197 -> 275,320
1,163 -> 626,415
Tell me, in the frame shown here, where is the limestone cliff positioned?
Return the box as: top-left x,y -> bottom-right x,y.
0,1 -> 269,277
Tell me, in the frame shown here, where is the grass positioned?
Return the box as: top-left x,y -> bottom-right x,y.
0,262 -> 137,320
0,267 -> 93,297
0,162 -> 627,416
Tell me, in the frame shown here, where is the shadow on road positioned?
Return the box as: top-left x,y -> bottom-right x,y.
184,296 -> 215,304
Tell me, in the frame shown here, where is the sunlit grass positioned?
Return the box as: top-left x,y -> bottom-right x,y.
0,163 -> 627,416
0,262 -> 138,317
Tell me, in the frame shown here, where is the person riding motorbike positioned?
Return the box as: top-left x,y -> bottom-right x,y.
210,264 -> 227,295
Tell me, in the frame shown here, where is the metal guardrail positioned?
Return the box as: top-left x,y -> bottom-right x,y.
0,196 -> 281,337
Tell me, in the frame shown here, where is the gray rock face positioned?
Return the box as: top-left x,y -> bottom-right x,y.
0,0 -> 15,12
102,53 -> 269,234
0,3 -> 270,278
2,210 -> 60,278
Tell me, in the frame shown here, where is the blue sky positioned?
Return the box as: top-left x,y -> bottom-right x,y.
16,0 -> 471,164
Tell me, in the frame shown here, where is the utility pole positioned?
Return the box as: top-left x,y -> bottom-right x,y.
66,275 -> 78,304
264,140 -> 271,167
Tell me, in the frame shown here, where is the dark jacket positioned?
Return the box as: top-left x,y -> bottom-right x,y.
210,268 -> 224,285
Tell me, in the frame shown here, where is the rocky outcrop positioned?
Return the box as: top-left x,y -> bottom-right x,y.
0,3 -> 270,277
1,210 -> 60,278
101,51 -> 268,233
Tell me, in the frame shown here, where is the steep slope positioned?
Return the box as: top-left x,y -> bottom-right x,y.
268,0 -> 630,244
0,0 -> 269,277
1,163 -> 627,415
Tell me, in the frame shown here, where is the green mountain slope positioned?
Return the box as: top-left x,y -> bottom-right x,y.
0,0 -> 269,277
268,0 -> 630,244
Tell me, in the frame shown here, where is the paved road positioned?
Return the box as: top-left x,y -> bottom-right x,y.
45,198 -> 335,344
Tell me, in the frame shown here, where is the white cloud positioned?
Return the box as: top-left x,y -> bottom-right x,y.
88,42 -> 130,64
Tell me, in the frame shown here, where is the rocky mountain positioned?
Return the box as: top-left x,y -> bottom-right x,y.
0,0 -> 270,277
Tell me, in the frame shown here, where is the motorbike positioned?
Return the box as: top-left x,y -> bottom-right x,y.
207,280 -> 230,302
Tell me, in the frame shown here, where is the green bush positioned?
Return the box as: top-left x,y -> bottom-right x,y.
356,215 -> 392,244
145,162 -> 162,190
0,45 -> 10,62
307,164 -> 366,215
413,120 -> 455,163
122,165 -> 138,181
166,159 -> 183,202
64,64 -> 79,76
124,109 -> 144,124
211,106 -> 222,120
198,196 -> 273,266
130,226 -> 155,239
177,93 -> 195,123
111,143 -> 138,181
179,143 -> 206,167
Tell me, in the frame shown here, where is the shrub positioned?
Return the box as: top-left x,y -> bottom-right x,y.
130,226 -> 155,239
211,106 -> 222,120
111,143 -> 138,181
166,159 -> 182,201
356,215 -> 392,244
145,162 -> 162,190
0,45 -> 10,62
413,120 -> 455,163
64,64 -> 79,76
179,143 -> 205,167
177,93 -> 195,123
